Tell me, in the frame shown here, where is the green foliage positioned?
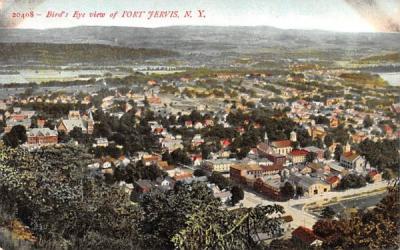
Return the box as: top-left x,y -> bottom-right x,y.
115,161 -> 167,183
231,186 -> 244,205
0,144 -> 141,248
2,125 -> 27,148
0,43 -> 177,65
280,182 -> 295,201
139,182 -> 220,249
321,206 -> 335,219
209,171 -> 231,190
338,174 -> 366,190
357,139 -> 400,172
172,204 -> 284,249
334,144 -> 343,161
313,185 -> 400,249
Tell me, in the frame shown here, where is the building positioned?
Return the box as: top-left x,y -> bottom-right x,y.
290,175 -> 331,197
26,128 -> 58,145
203,158 -> 236,173
288,149 -> 308,164
292,226 -> 323,248
253,176 -> 282,201
265,153 -> 286,166
303,146 -> 324,160
340,152 -> 366,172
230,164 -> 263,185
270,140 -> 292,156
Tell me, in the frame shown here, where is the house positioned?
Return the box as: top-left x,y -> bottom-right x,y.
303,146 -> 324,160
26,128 -> 58,145
308,163 -> 330,175
203,158 -> 236,173
230,164 -> 263,185
5,118 -> 32,133
142,154 -> 162,166
270,140 -> 292,156
134,180 -> 154,197
330,117 -> 339,128
340,152 -> 366,173
265,153 -> 286,166
94,137 -> 109,147
290,175 -> 331,197
368,170 -> 382,183
326,175 -> 340,189
292,226 -> 323,247
288,149 -> 308,164
57,111 -> 94,134
253,176 -> 282,201
191,134 -> 205,147
211,184 -> 232,203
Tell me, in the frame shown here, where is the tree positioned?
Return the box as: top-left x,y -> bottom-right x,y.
321,206 -> 335,219
338,174 -> 366,190
209,171 -> 231,190
0,144 -> 141,249
334,144 -> 343,161
193,168 -> 207,177
313,185 -> 400,249
139,182 -> 220,249
296,186 -> 304,197
363,115 -> 373,128
280,182 -> 295,200
324,134 -> 333,147
324,149 -> 332,160
305,152 -> 317,163
2,125 -> 27,148
172,204 -> 284,249
230,185 -> 244,205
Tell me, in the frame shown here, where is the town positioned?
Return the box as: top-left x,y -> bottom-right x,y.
0,64 -> 399,248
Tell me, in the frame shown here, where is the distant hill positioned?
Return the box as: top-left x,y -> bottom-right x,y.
1,26 -> 400,66
0,42 -> 177,65
1,26 -> 400,55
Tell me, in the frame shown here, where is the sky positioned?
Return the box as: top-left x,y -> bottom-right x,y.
0,0 -> 399,32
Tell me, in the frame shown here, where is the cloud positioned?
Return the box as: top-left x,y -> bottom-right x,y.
345,0 -> 400,32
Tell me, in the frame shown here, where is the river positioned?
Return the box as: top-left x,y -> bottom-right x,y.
377,72 -> 400,86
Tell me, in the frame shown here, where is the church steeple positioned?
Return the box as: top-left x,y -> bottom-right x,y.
264,131 -> 269,144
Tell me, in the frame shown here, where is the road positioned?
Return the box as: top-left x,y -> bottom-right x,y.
241,181 -> 389,229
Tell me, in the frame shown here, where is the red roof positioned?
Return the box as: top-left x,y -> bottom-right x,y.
292,226 -> 321,245
290,149 -> 308,156
272,140 -> 292,148
220,139 -> 231,146
368,170 -> 378,177
326,176 -> 340,185
343,151 -> 354,158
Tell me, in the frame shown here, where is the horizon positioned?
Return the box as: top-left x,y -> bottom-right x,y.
1,0 -> 399,32
2,24 -> 399,34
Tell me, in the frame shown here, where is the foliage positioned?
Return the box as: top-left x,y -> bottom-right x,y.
2,125 -> 27,148
172,204 -> 284,249
357,139 -> 400,172
230,186 -> 244,205
0,144 -> 141,249
334,144 -> 343,161
338,174 -> 366,190
209,171 -> 231,190
313,184 -> 400,249
280,182 -> 295,201
139,182 -> 220,249
320,206 -> 335,219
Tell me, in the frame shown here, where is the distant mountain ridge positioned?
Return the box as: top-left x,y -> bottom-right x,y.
1,26 -> 399,55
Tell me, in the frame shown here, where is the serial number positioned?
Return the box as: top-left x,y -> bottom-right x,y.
12,11 -> 34,19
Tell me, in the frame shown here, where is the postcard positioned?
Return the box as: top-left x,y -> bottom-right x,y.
0,1 -> 399,249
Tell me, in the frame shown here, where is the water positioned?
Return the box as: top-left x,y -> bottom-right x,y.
378,72 -> 400,86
